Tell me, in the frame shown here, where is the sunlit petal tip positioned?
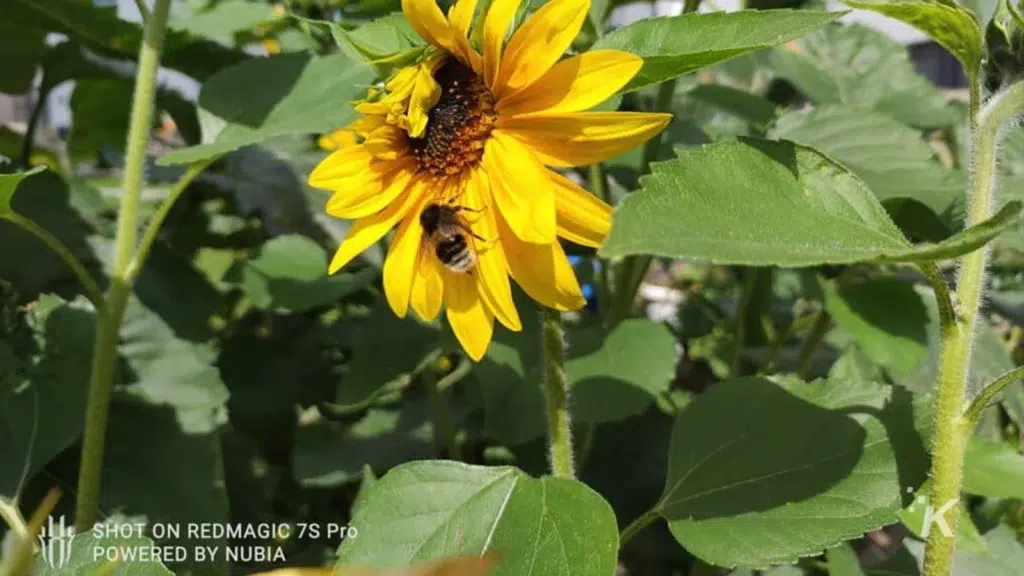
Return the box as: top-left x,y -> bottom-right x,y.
496,0 -> 592,95
550,169 -> 613,248
402,0 -> 457,52
308,148 -> 373,189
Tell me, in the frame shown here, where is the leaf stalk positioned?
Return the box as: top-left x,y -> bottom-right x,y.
541,307 -> 575,478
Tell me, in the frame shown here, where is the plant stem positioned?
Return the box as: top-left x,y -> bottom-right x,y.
731,267 -> 757,377
424,370 -> 461,461
589,163 -> 613,320
1,213 -> 105,311
19,92 -> 48,168
75,0 -> 172,532
620,508 -> 659,547
922,79 -> 1024,576
963,366 -> 1024,428
541,307 -> 575,478
795,308 -> 829,378
126,159 -> 212,281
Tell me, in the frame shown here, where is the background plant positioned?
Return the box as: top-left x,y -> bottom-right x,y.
0,0 -> 1023,575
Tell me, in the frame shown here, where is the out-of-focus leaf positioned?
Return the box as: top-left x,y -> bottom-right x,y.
842,0 -> 984,79
962,437 -> 1024,499
899,481 -> 988,554
336,461 -> 618,576
769,106 -> 965,228
34,528 -> 174,575
951,525 -> 1024,575
826,543 -> 866,576
658,377 -> 930,568
68,78 -> 133,161
0,19 -> 46,93
685,84 -> 780,130
158,53 -> 374,165
772,23 -> 957,127
592,10 -> 845,91
253,554 -> 498,576
169,0 -> 281,44
820,276 -> 929,376
238,234 -> 376,313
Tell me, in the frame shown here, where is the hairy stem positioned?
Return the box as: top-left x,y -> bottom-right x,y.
75,0 -> 172,532
923,79 -> 1024,576
541,307 -> 575,478
1,213 -> 105,311
963,366 -> 1024,429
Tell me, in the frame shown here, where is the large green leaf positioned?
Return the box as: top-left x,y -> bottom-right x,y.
771,23 -> 957,127
601,139 -> 1016,266
0,294 -> 94,499
951,525 -> 1024,575
768,105 -> 965,226
168,0 -> 280,43
158,53 -> 375,165
842,0 -> 984,79
820,276 -> 930,376
235,234 -> 377,313
657,377 -> 930,568
336,461 -> 619,576
962,437 -> 1024,499
68,78 -> 133,161
0,19 -> 46,94
591,10 -> 844,92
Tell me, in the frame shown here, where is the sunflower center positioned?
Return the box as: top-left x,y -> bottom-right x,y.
410,58 -> 496,177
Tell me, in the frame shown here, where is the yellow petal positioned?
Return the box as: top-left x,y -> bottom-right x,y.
448,0 -> 483,68
498,50 -> 642,116
402,0 -> 457,52
550,169 -> 612,247
495,0 -> 590,97
445,270 -> 494,361
411,250 -> 444,321
363,127 -> 408,160
482,0 -> 522,89
481,130 -> 556,244
317,129 -> 358,151
383,195 -> 430,317
498,111 -> 672,167
324,160 -> 417,220
499,215 -> 586,311
406,65 -> 442,138
308,146 -> 373,188
465,169 -> 522,331
327,177 -> 426,274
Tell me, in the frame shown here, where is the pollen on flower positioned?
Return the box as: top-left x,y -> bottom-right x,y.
409,58 -> 496,177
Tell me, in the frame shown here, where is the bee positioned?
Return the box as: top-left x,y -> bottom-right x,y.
419,202 -> 485,273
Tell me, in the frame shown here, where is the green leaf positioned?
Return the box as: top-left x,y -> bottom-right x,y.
238,234 -> 377,313
826,543 -> 866,576
600,138 -> 912,266
34,528 -> 174,575
327,12 -> 426,74
567,319 -> 678,423
657,376 -> 930,568
336,461 -> 619,575
951,525 -> 1024,575
771,23 -> 958,128
591,9 -> 845,92
168,0 -> 281,43
68,78 -> 134,161
820,276 -> 930,376
829,345 -> 886,383
685,84 -> 780,130
768,105 -> 964,227
0,294 -> 94,499
0,166 -> 45,213
899,481 -> 989,554
158,53 -> 375,165
0,19 -> 46,94
841,0 -> 984,79
962,437 -> 1024,499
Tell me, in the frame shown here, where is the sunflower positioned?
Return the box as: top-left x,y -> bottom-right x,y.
308,0 -> 671,360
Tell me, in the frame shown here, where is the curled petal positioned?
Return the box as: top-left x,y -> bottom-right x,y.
498,112 -> 672,167
402,0 -> 457,53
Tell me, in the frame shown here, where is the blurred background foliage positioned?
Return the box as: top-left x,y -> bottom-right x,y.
0,0 -> 1022,575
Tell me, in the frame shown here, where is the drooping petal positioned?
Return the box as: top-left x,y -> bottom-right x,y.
498,111 -> 672,167
448,0 -> 483,68
411,251 -> 444,321
324,159 -> 417,220
402,0 -> 457,53
445,270 -> 495,361
382,194 -> 430,317
464,169 -> 522,331
498,51 -> 642,116
498,215 -> 586,311
495,0 -> 590,97
481,130 -> 556,244
406,64 -> 442,137
549,169 -> 613,247
482,0 -> 522,89
308,146 -> 373,188
327,177 -> 427,274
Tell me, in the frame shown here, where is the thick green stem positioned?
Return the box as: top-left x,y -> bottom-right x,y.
1,213 -> 105,311
424,370 -> 461,461
922,80 -> 1024,576
541,307 -> 575,478
75,0 -> 172,532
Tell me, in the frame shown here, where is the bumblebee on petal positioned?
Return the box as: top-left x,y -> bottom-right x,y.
308,0 -> 671,360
